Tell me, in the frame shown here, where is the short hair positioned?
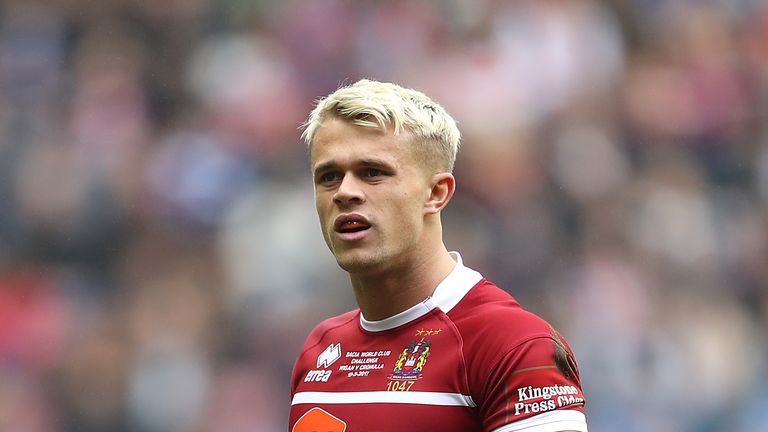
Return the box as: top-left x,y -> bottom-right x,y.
302,79 -> 461,172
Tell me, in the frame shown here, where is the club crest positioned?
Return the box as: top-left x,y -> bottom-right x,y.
389,338 -> 431,380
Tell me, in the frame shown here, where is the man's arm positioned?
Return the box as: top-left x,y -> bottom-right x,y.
477,335 -> 588,432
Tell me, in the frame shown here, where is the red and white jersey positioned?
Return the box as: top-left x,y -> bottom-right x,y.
289,253 -> 587,432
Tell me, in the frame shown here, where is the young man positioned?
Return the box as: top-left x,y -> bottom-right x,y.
289,79 -> 588,432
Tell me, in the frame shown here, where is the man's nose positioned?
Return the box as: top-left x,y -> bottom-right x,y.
333,174 -> 365,205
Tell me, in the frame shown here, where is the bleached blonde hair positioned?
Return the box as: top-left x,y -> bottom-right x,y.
302,79 -> 461,172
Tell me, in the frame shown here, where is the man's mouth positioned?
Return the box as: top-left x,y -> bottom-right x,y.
334,215 -> 372,234
339,220 -> 371,233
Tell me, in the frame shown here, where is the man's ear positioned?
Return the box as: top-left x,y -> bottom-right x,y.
424,172 -> 455,215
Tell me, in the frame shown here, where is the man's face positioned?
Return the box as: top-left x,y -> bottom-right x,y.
310,117 -> 433,275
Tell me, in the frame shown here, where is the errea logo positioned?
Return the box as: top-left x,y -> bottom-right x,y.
304,369 -> 332,382
317,343 -> 342,368
304,343 -> 342,383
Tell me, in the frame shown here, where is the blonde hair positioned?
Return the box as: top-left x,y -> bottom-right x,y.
302,79 -> 461,172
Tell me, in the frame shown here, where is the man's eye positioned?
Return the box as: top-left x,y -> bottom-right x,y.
319,172 -> 341,183
364,168 -> 383,177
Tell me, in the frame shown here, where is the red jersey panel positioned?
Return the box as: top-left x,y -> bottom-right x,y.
289,253 -> 587,432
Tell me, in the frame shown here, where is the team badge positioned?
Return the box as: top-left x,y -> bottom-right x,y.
389,338 -> 431,380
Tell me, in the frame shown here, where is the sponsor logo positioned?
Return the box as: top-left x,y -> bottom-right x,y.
293,407 -> 346,432
389,338 -> 431,381
517,384 -> 579,402
512,384 -> 584,416
304,369 -> 332,383
304,343 -> 341,383
317,343 -> 342,369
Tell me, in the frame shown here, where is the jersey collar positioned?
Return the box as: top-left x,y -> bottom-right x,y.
359,252 -> 483,333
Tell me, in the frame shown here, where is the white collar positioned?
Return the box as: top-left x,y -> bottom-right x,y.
359,252 -> 483,332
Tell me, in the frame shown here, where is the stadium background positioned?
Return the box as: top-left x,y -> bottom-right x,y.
0,0 -> 767,430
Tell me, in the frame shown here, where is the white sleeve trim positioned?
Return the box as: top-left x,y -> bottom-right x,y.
491,410 -> 588,432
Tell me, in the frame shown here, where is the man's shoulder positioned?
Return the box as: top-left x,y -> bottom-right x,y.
446,279 -> 586,424
303,309 -> 360,348
448,279 -> 555,343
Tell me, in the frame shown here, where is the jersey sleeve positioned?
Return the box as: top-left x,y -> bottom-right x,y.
479,334 -> 587,432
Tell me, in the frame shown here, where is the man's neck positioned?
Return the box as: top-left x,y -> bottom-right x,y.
350,247 -> 457,322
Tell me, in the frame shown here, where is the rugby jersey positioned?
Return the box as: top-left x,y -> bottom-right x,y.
289,253 -> 587,431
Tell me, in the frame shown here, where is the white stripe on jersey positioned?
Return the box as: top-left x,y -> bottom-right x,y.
291,390 -> 477,407
491,409 -> 588,432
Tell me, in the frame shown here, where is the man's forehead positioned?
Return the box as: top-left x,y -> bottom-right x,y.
312,116 -> 402,143
310,120 -> 412,163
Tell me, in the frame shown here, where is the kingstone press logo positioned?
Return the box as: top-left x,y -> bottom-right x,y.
513,384 -> 584,416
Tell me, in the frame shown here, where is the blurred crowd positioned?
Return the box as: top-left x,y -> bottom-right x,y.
0,0 -> 767,431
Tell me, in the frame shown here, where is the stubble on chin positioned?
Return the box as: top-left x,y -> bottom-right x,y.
333,249 -> 384,274
335,256 -> 372,273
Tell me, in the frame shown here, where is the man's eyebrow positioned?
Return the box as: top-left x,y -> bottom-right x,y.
358,158 -> 394,169
313,158 -> 394,175
312,161 -> 337,176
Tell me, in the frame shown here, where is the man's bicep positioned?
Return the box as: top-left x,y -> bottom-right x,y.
479,335 -> 587,432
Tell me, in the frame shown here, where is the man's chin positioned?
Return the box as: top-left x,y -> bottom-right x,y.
334,252 -> 382,273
